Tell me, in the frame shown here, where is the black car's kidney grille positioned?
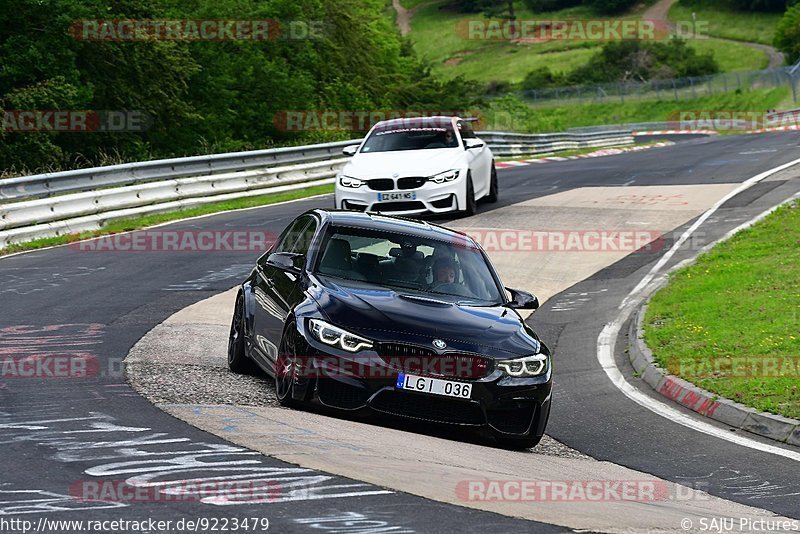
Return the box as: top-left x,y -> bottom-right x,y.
378,343 -> 492,379
397,177 -> 426,190
367,178 -> 394,191
317,379 -> 369,410
380,342 -> 436,358
371,390 -> 485,425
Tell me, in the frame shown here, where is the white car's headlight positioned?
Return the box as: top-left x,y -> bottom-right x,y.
309,319 -> 373,352
340,176 -> 365,188
496,354 -> 548,377
429,169 -> 459,184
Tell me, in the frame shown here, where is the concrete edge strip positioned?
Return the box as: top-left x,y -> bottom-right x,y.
628,194 -> 800,447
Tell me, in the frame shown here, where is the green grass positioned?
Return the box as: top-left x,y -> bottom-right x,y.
0,184 -> 334,256
690,38 -> 769,72
408,2 -> 769,84
669,0 -> 782,46
411,2 -> 623,83
644,200 -> 800,420
483,86 -> 789,133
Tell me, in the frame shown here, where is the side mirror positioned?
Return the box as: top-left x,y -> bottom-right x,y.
505,287 -> 539,310
464,139 -> 485,150
342,145 -> 358,157
266,252 -> 303,273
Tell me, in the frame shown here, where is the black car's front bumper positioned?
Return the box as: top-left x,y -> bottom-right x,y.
299,341 -> 552,438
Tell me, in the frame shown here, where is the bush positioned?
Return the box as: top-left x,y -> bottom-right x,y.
521,67 -> 565,90
567,39 -> 719,84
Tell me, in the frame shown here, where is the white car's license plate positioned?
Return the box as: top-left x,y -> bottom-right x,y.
377,192 -> 416,201
395,372 -> 472,399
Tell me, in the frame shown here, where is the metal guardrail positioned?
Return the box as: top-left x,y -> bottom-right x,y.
0,139 -> 363,202
480,130 -> 633,156
0,130 -> 633,248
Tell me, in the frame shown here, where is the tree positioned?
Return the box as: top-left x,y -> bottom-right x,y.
775,3 -> 800,63
0,0 -> 481,174
584,0 -> 638,14
522,0 -> 582,12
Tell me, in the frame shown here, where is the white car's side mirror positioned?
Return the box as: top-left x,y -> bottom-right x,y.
464,139 -> 485,150
342,145 -> 358,157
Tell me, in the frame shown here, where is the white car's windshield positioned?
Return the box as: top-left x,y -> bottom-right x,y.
315,226 -> 503,305
361,123 -> 459,153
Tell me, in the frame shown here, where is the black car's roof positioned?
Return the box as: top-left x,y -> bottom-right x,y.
309,209 -> 476,245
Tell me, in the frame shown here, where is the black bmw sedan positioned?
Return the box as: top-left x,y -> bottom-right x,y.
227,209 -> 552,448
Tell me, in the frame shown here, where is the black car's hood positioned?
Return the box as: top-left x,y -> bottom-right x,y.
309,276 -> 542,356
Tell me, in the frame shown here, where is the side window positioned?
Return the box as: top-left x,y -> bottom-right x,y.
457,121 -> 476,139
291,217 -> 318,257
274,217 -> 311,254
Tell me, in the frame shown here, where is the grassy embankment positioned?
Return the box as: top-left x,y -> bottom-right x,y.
644,200 -> 800,419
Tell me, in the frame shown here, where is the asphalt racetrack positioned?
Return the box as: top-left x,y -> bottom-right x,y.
2,132 -> 800,533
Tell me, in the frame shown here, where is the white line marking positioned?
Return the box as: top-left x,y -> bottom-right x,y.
621,156 -> 800,309
599,157 -> 800,462
598,317 -> 800,462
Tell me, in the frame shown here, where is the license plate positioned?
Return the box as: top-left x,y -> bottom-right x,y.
395,373 -> 472,399
377,192 -> 416,202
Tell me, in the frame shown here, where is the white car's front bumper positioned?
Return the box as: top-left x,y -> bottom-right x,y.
335,175 -> 466,215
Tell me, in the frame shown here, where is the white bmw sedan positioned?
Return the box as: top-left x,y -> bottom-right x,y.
335,116 -> 497,216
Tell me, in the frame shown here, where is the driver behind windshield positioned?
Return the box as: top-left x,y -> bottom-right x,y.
432,257 -> 457,288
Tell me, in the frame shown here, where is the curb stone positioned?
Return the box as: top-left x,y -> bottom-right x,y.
629,302 -> 800,446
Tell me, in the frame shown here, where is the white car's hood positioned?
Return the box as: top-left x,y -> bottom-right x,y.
343,148 -> 465,178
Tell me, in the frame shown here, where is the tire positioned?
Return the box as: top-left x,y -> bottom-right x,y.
228,293 -> 257,374
495,434 -> 543,450
275,326 -> 298,407
461,172 -> 477,217
485,162 -> 498,203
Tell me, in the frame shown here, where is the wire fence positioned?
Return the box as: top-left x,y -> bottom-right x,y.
512,66 -> 799,106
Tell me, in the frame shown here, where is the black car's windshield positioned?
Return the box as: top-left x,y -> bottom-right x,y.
360,121 -> 459,153
314,226 -> 503,305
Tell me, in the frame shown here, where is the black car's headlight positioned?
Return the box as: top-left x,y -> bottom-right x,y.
339,175 -> 365,188
309,319 -> 373,352
428,169 -> 459,184
496,354 -> 548,377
